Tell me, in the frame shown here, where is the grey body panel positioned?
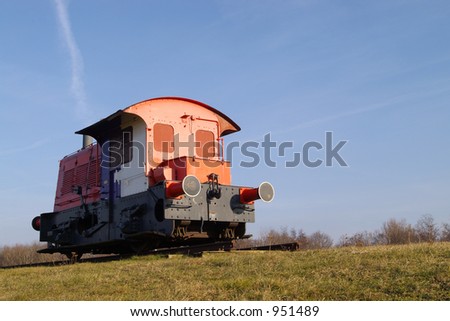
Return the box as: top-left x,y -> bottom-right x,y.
38,183 -> 253,254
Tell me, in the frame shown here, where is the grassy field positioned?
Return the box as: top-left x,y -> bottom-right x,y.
1,242 -> 448,300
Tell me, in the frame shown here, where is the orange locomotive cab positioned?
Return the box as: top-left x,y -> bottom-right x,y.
126,97 -> 238,186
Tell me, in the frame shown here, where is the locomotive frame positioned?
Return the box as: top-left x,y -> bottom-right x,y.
32,97 -> 274,258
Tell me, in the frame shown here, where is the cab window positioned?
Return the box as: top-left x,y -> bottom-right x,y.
154,123 -> 174,153
196,130 -> 216,158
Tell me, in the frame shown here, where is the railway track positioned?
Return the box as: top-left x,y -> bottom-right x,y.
234,242 -> 300,251
0,241 -> 299,269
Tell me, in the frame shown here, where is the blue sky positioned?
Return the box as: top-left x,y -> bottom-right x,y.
1,0 -> 449,246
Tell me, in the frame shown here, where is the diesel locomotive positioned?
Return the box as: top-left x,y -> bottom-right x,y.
31,97 -> 274,258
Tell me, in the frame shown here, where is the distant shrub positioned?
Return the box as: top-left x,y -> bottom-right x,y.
235,228 -> 332,250
440,223 -> 450,242
0,243 -> 65,267
338,215 -> 449,247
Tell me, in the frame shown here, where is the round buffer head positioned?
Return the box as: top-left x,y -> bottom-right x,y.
182,175 -> 201,198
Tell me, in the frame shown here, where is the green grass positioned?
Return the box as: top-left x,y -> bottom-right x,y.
1,243 -> 449,300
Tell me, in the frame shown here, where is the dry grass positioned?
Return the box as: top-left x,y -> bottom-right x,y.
1,242 -> 449,301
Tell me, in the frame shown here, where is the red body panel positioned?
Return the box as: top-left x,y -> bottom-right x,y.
54,144 -> 101,212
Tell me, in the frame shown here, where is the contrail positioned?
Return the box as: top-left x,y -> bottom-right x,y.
53,0 -> 91,122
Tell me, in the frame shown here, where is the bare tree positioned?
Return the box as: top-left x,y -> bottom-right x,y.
265,228 -> 292,245
440,223 -> 450,242
308,231 -> 333,249
380,219 -> 416,245
415,214 -> 439,243
338,231 -> 377,247
294,229 -> 309,249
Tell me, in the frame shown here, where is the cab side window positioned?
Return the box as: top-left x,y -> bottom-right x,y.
109,126 -> 133,167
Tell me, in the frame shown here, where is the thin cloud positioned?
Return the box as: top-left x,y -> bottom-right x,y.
53,0 -> 91,122
279,85 -> 450,134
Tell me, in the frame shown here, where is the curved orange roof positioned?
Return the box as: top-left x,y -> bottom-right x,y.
76,97 -> 240,139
